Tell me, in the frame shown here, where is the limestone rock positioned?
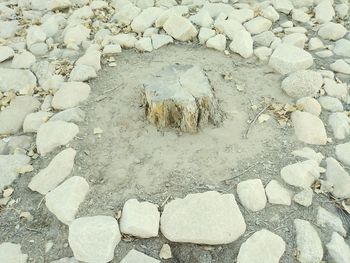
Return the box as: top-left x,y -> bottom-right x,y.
243,16 -> 272,35
265,180 -> 292,205
281,160 -> 322,188
198,28 -> 216,44
36,121 -> 79,156
23,111 -> 52,133
314,0 -> 334,24
335,142 -> 350,166
48,0 -> 72,11
29,148 -> 76,194
159,244 -> 172,259
189,11 -> 213,28
102,44 -> 121,55
135,37 -> 153,52
131,7 -> 163,33
281,70 -> 323,98
318,22 -> 347,41
11,51 -> 36,69
51,258 -> 78,263
0,242 -> 28,263
0,46 -> 14,63
143,64 -> 221,133
0,96 -> 40,135
215,19 -> 245,40
52,82 -> 91,110
254,46 -> 272,61
293,188 -> 313,207
160,191 -> 246,245
155,6 -> 189,27
120,199 -> 160,238
151,34 -> 173,49
69,65 -> 97,82
0,21 -> 18,39
308,37 -> 324,51
330,60 -> 350,75
296,97 -> 321,116
326,157 -> 350,199
69,216 -> 121,263
75,50 -> 101,72
326,232 -> 350,263
26,26 -> 46,48
163,14 -> 197,41
272,0 -> 293,14
237,179 -> 267,212
323,79 -> 348,101
291,111 -> 327,145
317,207 -> 346,236
294,219 -> 323,263
237,229 -> 285,263
0,68 -> 37,93
206,34 -> 226,52
333,39 -> 350,58
229,30 -> 253,58
269,44 -> 313,75
328,112 -> 350,140
291,147 -> 324,164
261,6 -> 280,22
113,2 -> 140,25
318,96 -> 343,112
120,250 -> 160,263
46,176 -> 89,225
49,108 -> 85,123
0,154 -> 31,191
63,24 -> 90,47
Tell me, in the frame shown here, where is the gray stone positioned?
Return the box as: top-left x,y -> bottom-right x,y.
0,68 -> 37,93
11,51 -> 36,69
318,96 -> 343,112
160,191 -> 246,245
326,232 -> 350,263
50,258 -> 78,263
23,111 -> 53,133
333,39 -> 350,58
291,147 -> 324,164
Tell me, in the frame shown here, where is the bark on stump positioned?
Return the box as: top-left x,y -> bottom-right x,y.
143,64 -> 221,133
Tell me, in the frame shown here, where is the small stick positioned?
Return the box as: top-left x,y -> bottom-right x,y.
161,195 -> 171,208
224,162 -> 260,182
244,104 -> 270,139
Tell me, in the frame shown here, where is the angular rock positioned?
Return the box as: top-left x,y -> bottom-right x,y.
269,44 -> 313,75
46,176 -> 89,225
282,33 -> 307,49
0,46 -> 14,63
26,26 -> 46,48
163,14 -> 197,41
206,34 -> 226,52
326,232 -> 350,263
308,37 -> 324,51
135,37 -> 153,52
294,219 -> 323,263
120,249 -> 160,263
0,242 -> 28,263
318,96 -> 343,112
0,68 -> 37,93
159,244 -> 172,260
52,82 -> 91,110
335,142 -> 350,166
198,27 -> 216,44
317,207 -> 346,236
237,229 -> 285,263
253,31 -> 275,47
151,34 -> 173,49
11,51 -> 36,69
75,50 -> 101,72
229,30 -> 253,58
29,148 -> 76,194
7,136 -> 33,154
113,2 -> 140,25
265,180 -> 292,205
314,0 -> 334,24
318,22 -> 347,41
243,16 -> 272,35
261,6 -> 280,22
281,160 -> 322,188
293,188 -> 313,207
120,199 -> 160,238
23,111 -> 52,133
237,179 -> 267,212
215,19 -> 245,40
189,11 -> 213,28
48,0 -> 72,11
160,191 -> 246,245
325,157 -> 350,199
291,147 -> 324,164
102,44 -> 121,55
36,121 -> 79,156
108,34 -> 137,48
333,39 -> 350,58
131,7 -> 163,33
330,60 -> 350,75
0,154 -> 31,191
281,70 -> 323,98
63,24 -> 90,47
328,112 -> 350,140
291,111 -> 327,145
68,65 -> 97,82
69,216 -> 121,263
49,108 -> 85,123
296,97 -> 321,116
0,96 -> 41,135
254,46 -> 272,61
272,0 -> 293,14
323,79 -> 348,101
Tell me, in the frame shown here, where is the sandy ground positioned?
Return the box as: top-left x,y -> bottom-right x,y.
1,44 -> 349,262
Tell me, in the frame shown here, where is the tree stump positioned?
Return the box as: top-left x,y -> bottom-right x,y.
143,64 -> 221,133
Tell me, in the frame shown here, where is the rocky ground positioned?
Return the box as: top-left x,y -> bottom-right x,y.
0,0 -> 350,262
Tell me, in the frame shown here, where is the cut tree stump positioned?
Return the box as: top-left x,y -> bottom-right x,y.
142,64 -> 222,133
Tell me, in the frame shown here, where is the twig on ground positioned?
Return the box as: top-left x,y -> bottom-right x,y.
244,104 -> 270,139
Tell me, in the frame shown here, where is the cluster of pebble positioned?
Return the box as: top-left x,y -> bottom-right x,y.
0,0 -> 350,262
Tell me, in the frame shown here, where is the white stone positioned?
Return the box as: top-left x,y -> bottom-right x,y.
11,51 -> 36,69
229,30 -> 253,58
46,176 -> 89,225
215,19 -> 245,40
326,157 -> 350,199
254,46 -> 272,61
335,142 -> 350,166
143,27 -> 158,37
0,68 -> 37,93
308,37 -> 324,51
291,0 -> 313,8
237,229 -> 285,263
333,39 -> 350,58
42,75 -> 64,92
48,0 -> 72,11
29,148 -> 76,194
265,180 -> 292,205
0,154 -> 30,191
206,34 -> 226,52
163,14 -> 197,41
326,232 -> 350,263
272,0 -> 293,14
109,34 -> 137,48
318,22 -> 347,41
281,70 -> 323,98
318,96 -> 343,112
323,79 -> 348,101
51,258 -> 78,263
329,112 -> 350,139
75,50 -> 101,72
291,147 -> 324,164
120,249 -> 160,263
291,111 -> 327,145
0,46 -> 14,63
52,82 -> 91,110
282,33 -> 307,48
90,0 -> 108,9
50,107 -> 85,123
160,191 -> 246,245
335,3 -> 349,19
69,65 -> 97,82
136,0 -> 154,9
237,179 -> 266,212
69,216 -> 121,263
269,44 -> 313,75
102,44 -> 121,54
244,17 -> 272,35
201,3 -> 235,17
131,7 -> 163,33
198,27 -> 216,44
315,50 -> 333,58
23,111 -> 52,133
155,6 -> 189,28
292,9 -> 310,23
0,21 -> 18,39
159,244 -> 172,259
314,0 -> 335,24
261,6 -> 280,22
296,97 -> 322,116
253,31 -> 275,47
120,199 -> 160,238
63,24 -> 90,47
317,207 -> 346,236
189,11 -> 213,28
26,26 -> 46,48
281,160 -> 322,189
293,188 -> 313,207
151,34 -> 173,49
294,219 -> 323,263
229,9 -> 255,23
36,121 -> 79,156
0,242 -> 28,263
113,2 -> 140,25
0,96 -> 40,135
330,60 -> 350,74
135,37 -> 153,52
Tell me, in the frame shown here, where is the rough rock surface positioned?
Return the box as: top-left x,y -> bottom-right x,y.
265,180 -> 292,205
325,157 -> 350,199
326,232 -> 350,263
237,179 -> 267,212
316,207 -> 346,236
0,68 -> 37,93
52,82 -> 91,110
163,14 -> 197,41
160,191 -> 246,245
335,142 -> 350,166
